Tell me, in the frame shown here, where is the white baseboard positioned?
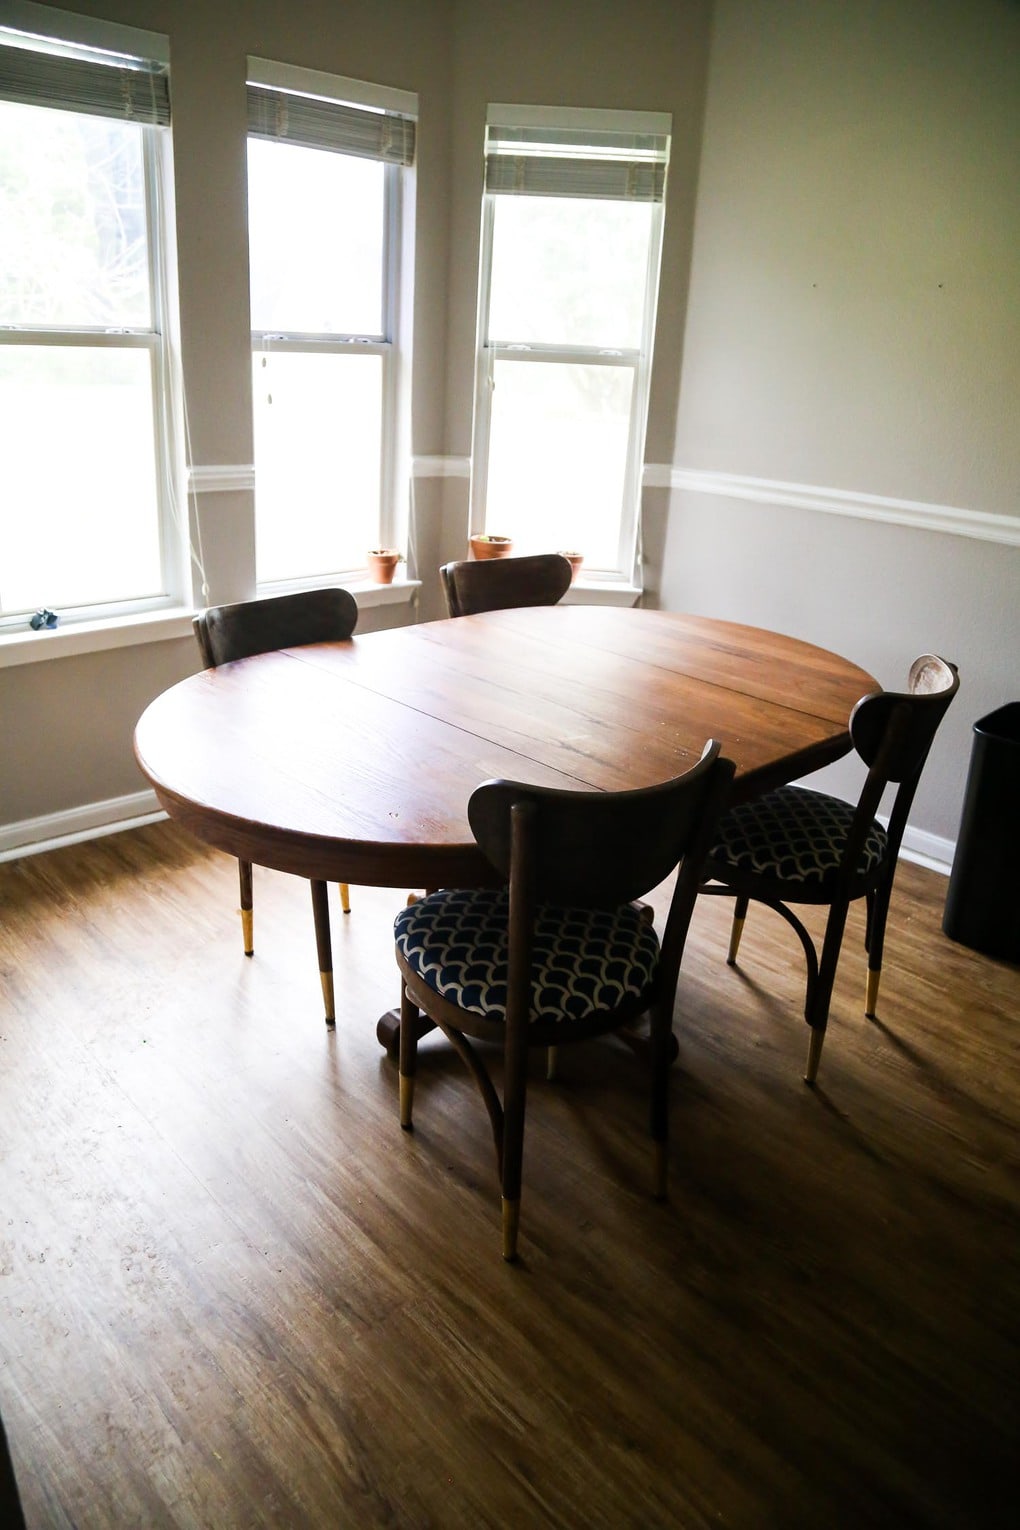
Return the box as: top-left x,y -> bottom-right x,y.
0,790 -> 167,863
898,825 -> 954,876
0,788 -> 954,876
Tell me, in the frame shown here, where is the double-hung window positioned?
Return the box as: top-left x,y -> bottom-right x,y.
0,5 -> 178,628
246,61 -> 416,588
472,107 -> 670,582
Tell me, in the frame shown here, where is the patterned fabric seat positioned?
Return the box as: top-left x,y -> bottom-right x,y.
394,888 -> 660,1024
706,785 -> 887,890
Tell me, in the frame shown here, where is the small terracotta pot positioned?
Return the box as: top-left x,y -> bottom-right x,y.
367,549 -> 400,584
470,534 -> 513,561
559,551 -> 584,583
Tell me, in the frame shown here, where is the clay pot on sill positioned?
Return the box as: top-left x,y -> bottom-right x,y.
469,534 -> 513,561
367,549 -> 401,584
559,551 -> 584,583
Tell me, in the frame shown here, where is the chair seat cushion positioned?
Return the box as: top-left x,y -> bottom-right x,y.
704,785 -> 888,889
394,889 -> 660,1024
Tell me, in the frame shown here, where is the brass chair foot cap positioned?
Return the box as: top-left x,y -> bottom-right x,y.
804,1026 -> 824,1084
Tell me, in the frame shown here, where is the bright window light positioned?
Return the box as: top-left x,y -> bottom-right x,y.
0,96 -> 170,620
473,110 -> 669,581
246,68 -> 415,588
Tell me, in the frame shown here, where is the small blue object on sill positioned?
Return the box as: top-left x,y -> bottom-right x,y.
30,609 -> 59,631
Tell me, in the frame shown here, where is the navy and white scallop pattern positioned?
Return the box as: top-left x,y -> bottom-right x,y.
394,888 -> 660,1024
706,785 -> 888,887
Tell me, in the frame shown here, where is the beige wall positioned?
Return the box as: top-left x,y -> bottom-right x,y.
1,0 -> 712,834
3,0 -> 1016,856
2,0 -> 455,831
661,0 -> 1020,845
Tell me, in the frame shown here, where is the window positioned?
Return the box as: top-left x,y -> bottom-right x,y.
0,5 -> 179,627
472,107 -> 670,582
246,61 -> 416,588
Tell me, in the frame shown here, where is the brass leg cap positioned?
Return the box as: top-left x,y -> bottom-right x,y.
726,915 -> 745,966
320,970 -> 335,1027
339,882 -> 351,914
804,1027 -> 824,1084
865,968 -> 881,1019
240,907 -> 254,957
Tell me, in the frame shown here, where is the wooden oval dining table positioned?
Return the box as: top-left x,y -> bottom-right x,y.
134,605 -> 878,1044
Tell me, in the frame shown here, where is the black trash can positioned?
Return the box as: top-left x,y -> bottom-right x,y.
943,702 -> 1020,962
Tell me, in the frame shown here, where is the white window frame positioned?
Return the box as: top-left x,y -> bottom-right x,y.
471,105 -> 670,585
246,59 -> 416,593
0,1 -> 184,631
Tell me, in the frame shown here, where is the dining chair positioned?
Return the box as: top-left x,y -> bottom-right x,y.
699,654 -> 959,1084
192,587 -> 359,1026
439,552 -> 573,617
393,741 -> 736,1260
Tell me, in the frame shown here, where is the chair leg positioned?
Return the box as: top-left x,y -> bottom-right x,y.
500,1022 -> 530,1262
309,879 -> 335,1027
805,1025 -> 825,1084
649,1001 -> 673,1199
727,894 -> 749,965
501,1198 -> 521,1263
802,899 -> 851,1083
339,882 -> 351,914
398,982 -> 419,1129
546,1045 -> 558,1081
864,875 -> 895,1018
238,860 -> 254,956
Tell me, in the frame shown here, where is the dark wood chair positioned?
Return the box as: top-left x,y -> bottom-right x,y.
439,552 -> 573,617
193,588 -> 358,1026
699,655 -> 959,1083
393,741 -> 736,1260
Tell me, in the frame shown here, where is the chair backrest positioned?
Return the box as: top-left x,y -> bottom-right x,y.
469,741 -> 735,910
440,553 -> 573,618
469,742 -> 735,1002
848,653 -> 959,864
193,588 -> 358,668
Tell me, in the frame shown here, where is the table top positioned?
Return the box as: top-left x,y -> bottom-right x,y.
134,606 -> 879,889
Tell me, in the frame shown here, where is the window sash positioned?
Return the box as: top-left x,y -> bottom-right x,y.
0,109 -> 180,627
247,77 -> 408,582
472,159 -> 666,582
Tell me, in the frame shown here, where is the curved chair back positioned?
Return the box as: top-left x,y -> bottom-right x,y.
440,553 -> 573,618
848,653 -> 959,864
468,741 -> 735,911
193,588 -> 358,668
850,655 -> 959,782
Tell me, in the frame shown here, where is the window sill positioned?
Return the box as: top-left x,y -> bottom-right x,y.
561,581 -> 642,607
0,581 -> 421,671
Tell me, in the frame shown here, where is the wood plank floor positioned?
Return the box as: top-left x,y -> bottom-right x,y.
0,822 -> 1016,1528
